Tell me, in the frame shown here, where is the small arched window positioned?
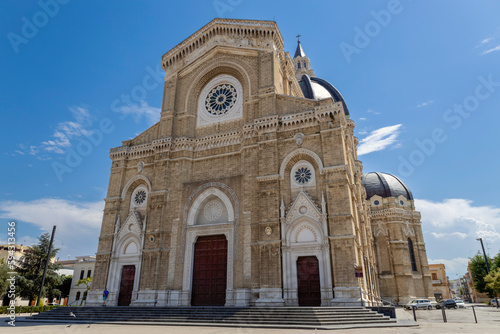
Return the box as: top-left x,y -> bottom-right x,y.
76,291 -> 81,300
298,62 -> 301,69
408,238 -> 417,272
303,62 -> 307,69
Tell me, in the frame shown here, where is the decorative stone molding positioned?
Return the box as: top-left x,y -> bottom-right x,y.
279,148 -> 324,179
121,175 -> 152,199
256,174 -> 280,182
181,182 -> 239,262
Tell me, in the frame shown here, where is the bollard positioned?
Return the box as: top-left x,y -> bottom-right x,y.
472,305 -> 477,323
441,305 -> 447,323
412,306 -> 417,321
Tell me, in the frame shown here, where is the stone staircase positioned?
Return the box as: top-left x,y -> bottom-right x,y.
25,306 -> 401,329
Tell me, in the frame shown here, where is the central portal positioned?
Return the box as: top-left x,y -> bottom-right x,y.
191,235 -> 228,306
297,256 -> 321,306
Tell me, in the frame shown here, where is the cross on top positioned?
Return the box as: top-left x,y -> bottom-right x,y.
296,34 -> 301,42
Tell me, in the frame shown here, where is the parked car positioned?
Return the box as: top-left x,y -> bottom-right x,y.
455,299 -> 466,308
436,299 -> 457,309
46,303 -> 60,306
405,299 -> 433,310
491,299 -> 499,307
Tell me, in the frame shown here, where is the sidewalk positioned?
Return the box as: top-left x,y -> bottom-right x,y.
1,305 -> 499,333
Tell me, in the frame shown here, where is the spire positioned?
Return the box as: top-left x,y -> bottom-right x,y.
293,36 -> 314,80
294,34 -> 306,58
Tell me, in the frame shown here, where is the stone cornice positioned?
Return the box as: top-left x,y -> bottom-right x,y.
109,105 -> 348,160
161,19 -> 283,77
256,174 -> 280,182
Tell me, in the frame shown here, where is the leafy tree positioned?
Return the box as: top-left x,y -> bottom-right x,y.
57,275 -> 73,299
0,259 -> 9,298
485,269 -> 500,300
15,233 -> 61,305
75,277 -> 92,306
492,251 -> 500,272
469,254 -> 493,297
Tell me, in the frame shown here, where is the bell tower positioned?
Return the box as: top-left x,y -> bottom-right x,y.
293,35 -> 314,80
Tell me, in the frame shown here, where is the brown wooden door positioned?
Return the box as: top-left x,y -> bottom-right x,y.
297,256 -> 321,306
191,235 -> 227,306
117,265 -> 135,306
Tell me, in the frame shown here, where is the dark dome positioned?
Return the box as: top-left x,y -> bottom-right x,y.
298,74 -> 349,116
362,172 -> 413,200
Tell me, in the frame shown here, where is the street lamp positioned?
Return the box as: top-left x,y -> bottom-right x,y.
476,238 -> 498,308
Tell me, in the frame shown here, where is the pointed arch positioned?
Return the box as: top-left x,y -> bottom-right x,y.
279,148 -> 324,179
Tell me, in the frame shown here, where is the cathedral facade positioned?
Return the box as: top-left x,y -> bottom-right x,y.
88,19 -> 433,307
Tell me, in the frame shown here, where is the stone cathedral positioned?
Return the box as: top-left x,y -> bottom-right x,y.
88,19 -> 433,307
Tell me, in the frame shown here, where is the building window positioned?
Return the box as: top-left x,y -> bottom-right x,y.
298,62 -> 301,69
80,270 -> 84,280
408,238 -> 417,272
432,273 -> 438,280
76,291 -> 80,300
87,270 -> 91,278
303,62 -> 307,69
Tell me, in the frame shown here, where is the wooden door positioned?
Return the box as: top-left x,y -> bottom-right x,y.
191,235 -> 227,306
297,256 -> 321,306
117,265 -> 135,306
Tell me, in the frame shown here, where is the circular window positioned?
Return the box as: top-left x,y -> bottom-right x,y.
203,199 -> 223,221
134,190 -> 147,205
295,167 -> 312,184
374,200 -> 380,206
205,84 -> 237,115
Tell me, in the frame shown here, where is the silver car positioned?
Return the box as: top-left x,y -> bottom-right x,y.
405,299 -> 433,310
455,299 -> 466,308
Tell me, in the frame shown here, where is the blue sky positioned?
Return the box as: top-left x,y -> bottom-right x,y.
1,0 -> 500,279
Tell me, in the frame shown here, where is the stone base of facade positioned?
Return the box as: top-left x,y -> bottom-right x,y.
254,288 -> 285,307
331,287 -> 363,306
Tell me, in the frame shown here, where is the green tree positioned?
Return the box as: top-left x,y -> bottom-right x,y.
75,277 -> 92,306
485,269 -> 500,300
492,251 -> 500,272
469,254 -> 493,296
0,259 -> 9,298
15,233 -> 61,305
57,275 -> 73,300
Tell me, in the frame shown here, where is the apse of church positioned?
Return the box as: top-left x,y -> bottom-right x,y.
87,18 -> 433,307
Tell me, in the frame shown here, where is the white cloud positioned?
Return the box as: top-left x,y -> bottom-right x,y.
0,198 -> 104,256
359,117 -> 367,121
357,124 -> 402,156
16,106 -> 95,156
416,100 -> 434,108
479,37 -> 493,45
416,198 -> 500,242
116,100 -> 160,126
367,109 -> 381,115
481,45 -> 500,55
430,232 -> 467,240
427,257 -> 470,278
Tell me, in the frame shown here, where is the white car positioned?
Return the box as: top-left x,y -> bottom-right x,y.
405,299 -> 433,310
455,299 -> 466,308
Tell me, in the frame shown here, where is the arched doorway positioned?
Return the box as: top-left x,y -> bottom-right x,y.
118,265 -> 135,306
297,256 -> 321,306
191,235 -> 228,306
